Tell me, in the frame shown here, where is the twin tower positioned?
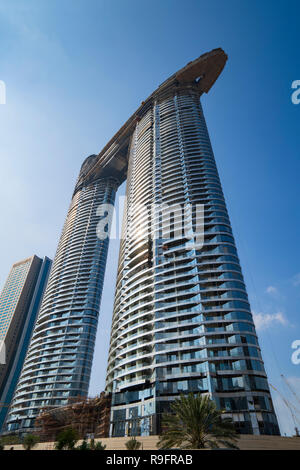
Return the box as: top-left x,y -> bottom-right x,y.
6,49 -> 280,436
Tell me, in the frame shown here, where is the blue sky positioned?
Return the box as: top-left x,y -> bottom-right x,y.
0,0 -> 299,435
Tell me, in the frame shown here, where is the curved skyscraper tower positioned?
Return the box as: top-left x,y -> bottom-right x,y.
105,53 -> 279,437
6,159 -> 119,433
6,49 -> 279,436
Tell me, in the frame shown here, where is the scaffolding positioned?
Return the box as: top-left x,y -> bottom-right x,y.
34,392 -> 111,442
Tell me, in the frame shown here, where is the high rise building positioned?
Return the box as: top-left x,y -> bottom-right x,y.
6,173 -> 119,434
0,256 -> 51,431
105,51 -> 280,437
7,49 -> 279,436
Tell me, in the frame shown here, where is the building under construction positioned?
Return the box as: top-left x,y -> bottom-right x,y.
34,393 -> 111,442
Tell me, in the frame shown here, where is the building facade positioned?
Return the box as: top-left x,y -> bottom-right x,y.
0,255 -> 51,431
6,167 -> 118,434
106,91 -> 280,437
6,49 -> 280,436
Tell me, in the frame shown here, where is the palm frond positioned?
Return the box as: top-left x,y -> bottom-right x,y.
157,393 -> 239,450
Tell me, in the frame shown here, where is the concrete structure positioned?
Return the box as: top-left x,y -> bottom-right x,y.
6,48 -> 279,436
0,256 -> 51,431
35,393 -> 111,441
3,435 -> 300,451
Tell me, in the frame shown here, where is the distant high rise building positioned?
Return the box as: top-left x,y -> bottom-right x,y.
0,256 -> 51,431
7,49 -> 280,436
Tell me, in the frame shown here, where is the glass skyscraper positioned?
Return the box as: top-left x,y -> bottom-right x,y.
0,255 -> 51,431
105,51 -> 280,437
6,164 -> 119,433
7,48 -> 279,436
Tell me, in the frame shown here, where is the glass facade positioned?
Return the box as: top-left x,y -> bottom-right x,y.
6,166 -> 119,433
0,256 -> 51,431
106,87 -> 279,437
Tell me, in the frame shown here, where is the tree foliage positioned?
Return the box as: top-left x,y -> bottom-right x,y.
157,393 -> 239,450
125,437 -> 142,450
23,434 -> 39,450
55,427 -> 79,450
76,438 -> 107,450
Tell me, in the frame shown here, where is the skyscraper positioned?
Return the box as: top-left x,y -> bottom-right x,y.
0,255 -> 51,431
105,51 -> 280,437
7,49 -> 279,436
6,170 -> 119,434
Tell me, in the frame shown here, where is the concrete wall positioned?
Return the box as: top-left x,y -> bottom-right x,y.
3,434 -> 300,450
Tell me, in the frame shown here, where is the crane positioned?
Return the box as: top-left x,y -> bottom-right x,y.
281,374 -> 300,407
269,383 -> 300,435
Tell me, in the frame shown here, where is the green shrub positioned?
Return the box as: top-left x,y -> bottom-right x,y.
23,434 -> 39,450
125,437 -> 141,450
157,393 -> 239,450
76,438 -> 106,451
55,428 -> 79,450
93,441 -> 106,450
0,435 -> 21,446
76,439 -> 89,451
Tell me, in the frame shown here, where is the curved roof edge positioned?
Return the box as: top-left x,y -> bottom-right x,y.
75,48 -> 227,194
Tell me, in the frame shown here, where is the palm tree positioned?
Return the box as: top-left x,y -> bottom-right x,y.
93,441 -> 107,450
157,393 -> 239,450
23,434 -> 39,450
75,438 -> 107,451
55,427 -> 79,450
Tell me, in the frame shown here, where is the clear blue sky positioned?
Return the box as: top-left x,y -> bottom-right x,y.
0,0 -> 299,435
